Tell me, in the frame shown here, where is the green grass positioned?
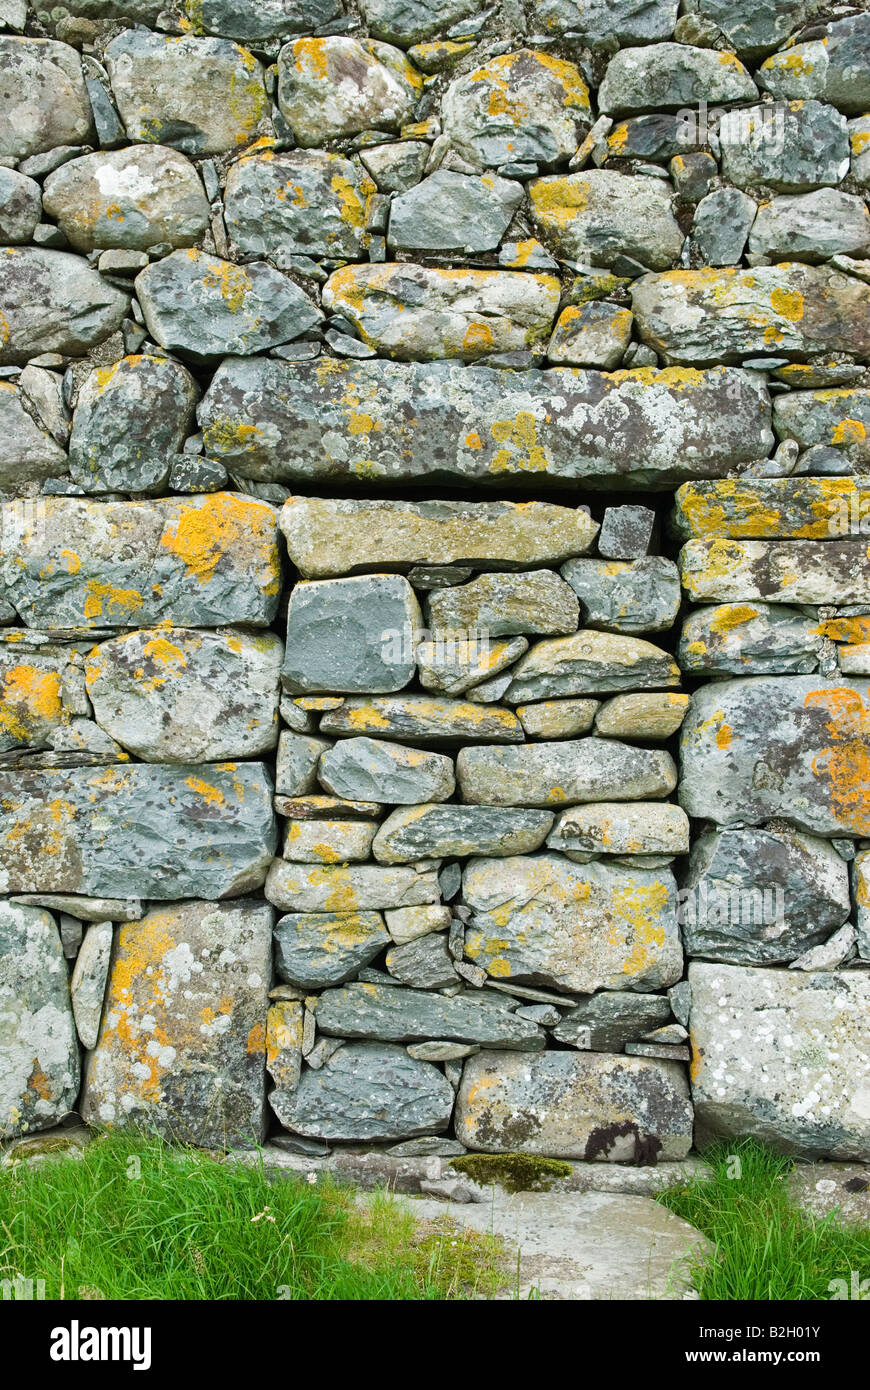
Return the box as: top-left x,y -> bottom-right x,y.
658,1139 -> 870,1300
0,1132 -> 507,1301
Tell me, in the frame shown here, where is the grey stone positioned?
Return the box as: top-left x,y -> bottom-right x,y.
757,13 -> 870,115
282,575 -> 420,695
856,851 -> 870,960
360,0 -> 477,44
594,692 -> 689,741
274,911 -> 389,988
458,739 -> 677,807
281,819 -> 377,863
505,629 -> 681,701
69,354 -> 199,493
429,571 -> 580,639
679,539 -> 870,606
530,169 -> 683,272
669,150 -> 716,204
373,804 -> 554,863
546,302 -> 633,369
694,0 -> 808,57
442,48 -> 591,167
561,556 -> 681,634
679,677 -> 870,837
0,901 -> 80,1140
786,1161 -> 870,1230
359,140 -> 429,193
532,0 -> 678,44
386,934 -> 459,989
168,455 -> 229,494
0,167 -> 41,244
0,249 -> 128,366
18,365 -> 70,448
0,38 -> 93,162
81,900 -> 273,1147
43,147 -> 209,254
10,894 -> 142,922
105,30 -> 270,156
773,389 -> 870,469
69,919 -> 112,1050
552,992 -> 672,1051
597,505 -> 655,560
0,381 -> 68,489
265,859 -> 440,913
318,737 -> 455,804
191,0 -> 343,42
749,190 -> 870,265
680,826 -> 852,966
314,981 -> 546,1048
456,1049 -> 693,1159
624,1041 -> 689,1060
417,635 -> 528,696
388,171 -> 523,254
266,1000 -> 303,1091
691,186 -> 757,266
271,1041 -> 454,1142
789,923 -> 857,973
548,802 -> 689,858
690,962 -> 870,1158
720,100 -> 849,193
463,854 -> 682,993
276,732 -> 332,796
277,37 -> 421,146
385,904 -> 452,945
516,699 -> 599,739
598,43 -> 757,116
135,250 -> 321,362
0,762 -> 275,898
320,695 -> 524,744
678,602 -> 822,677
224,149 -> 376,261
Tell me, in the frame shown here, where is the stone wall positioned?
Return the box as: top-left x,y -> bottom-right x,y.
1,0 -> 869,1165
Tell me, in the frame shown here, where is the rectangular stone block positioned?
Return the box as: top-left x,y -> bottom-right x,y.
679,538 -> 870,604
672,477 -> 870,540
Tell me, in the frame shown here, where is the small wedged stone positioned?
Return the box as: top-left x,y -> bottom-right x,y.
516,699 -> 599,739
282,575 -> 420,695
0,37 -> 93,162
0,248 -> 128,366
0,168 -> 42,244
679,539 -> 870,606
266,1001 -> 303,1091
275,732 -> 331,796
372,804 -> 554,864
224,148 -> 376,261
457,738 -> 677,807
265,859 -> 440,913
318,737 -> 455,804
385,934 -> 458,990
546,303 -> 633,369
505,630 -> 681,702
274,794 -> 383,820
0,382 -> 68,489
274,911 -> 389,988
530,169 -> 683,272
277,37 -> 422,147
672,476 -> 870,541
314,981 -> 546,1049
691,187 -> 757,267
594,692 -> 689,740
70,920 -> 112,1051
678,602 -> 822,676
9,894 -> 141,922
282,819 -> 377,864
417,635 -> 528,697
547,802 -> 689,858
560,557 -> 681,635
855,851 -> 869,959
385,904 -> 452,945
319,696 -> 524,744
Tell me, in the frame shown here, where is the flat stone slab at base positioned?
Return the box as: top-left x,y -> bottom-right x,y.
786,1163 -> 870,1228
397,1190 -> 710,1299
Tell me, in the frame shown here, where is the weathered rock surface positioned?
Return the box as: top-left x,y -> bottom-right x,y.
530,170 -> 684,271
458,739 -> 677,806
81,900 -> 273,1146
314,981 -> 546,1048
691,186 -> 757,267
282,575 -> 420,694
277,37 -> 421,146
505,630 -> 680,701
678,603 -> 822,677
0,168 -> 42,244
547,303 -> 633,369
773,389 -> 870,468
595,692 -> 689,740
265,859 -> 440,912
274,910 -> 389,988
0,382 -> 68,488
552,992 -> 672,1052
561,557 -> 681,635
855,851 -> 869,960
373,805 -> 554,863
282,819 -> 377,864
387,172 -> 524,255
516,699 -> 599,739
319,696 -> 524,744
757,13 -> 870,115
0,248 -> 128,365
428,570 -> 579,638
417,634 -> 527,697
69,919 -> 112,1050
190,0 -> 343,41
598,44 -> 757,116
224,148 -> 375,261
749,190 -> 870,264
533,0 -> 678,45
719,99 -> 849,192
385,933 -> 458,990
0,37 -> 92,161
672,477 -> 869,540
547,802 -> 689,858
318,737 -> 455,804
679,539 -> 870,606
442,48 -> 590,167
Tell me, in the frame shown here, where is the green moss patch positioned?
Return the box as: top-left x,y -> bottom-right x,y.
449,1152 -> 572,1193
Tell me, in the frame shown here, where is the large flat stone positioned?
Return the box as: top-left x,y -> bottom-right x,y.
678,603 -> 822,677
314,981 -> 546,1048
0,248 -> 128,365
719,99 -> 849,192
387,173 -> 524,257
679,539 -> 870,605
504,630 -> 681,702
276,36 -> 421,147
672,477 -> 870,540
561,556 -> 681,635
282,574 -> 420,695
529,169 -> 683,271
457,739 -> 677,807
441,48 -> 590,166
319,695 -> 523,744
598,42 -> 757,115
265,860 -> 440,912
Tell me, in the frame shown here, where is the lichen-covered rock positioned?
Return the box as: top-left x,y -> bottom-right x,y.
0,168 -> 42,244
0,763 -> 276,898
505,629 -> 680,702
135,250 -> 321,361
442,48 -> 591,167
42,146 -> 209,253
80,899 -> 272,1146
679,676 -> 870,836
689,963 -> 870,1158
319,695 -> 524,744
546,801 -> 689,858
0,381 -> 68,488
105,30 -> 270,155
749,190 -> 870,264
84,627 -> 282,761
597,44 -> 757,116
719,100 -> 849,192
372,804 -> 554,863
0,647 -> 74,752
773,389 -> 870,468
530,170 -> 683,271
679,539 -> 870,606
271,1040 -> 454,1141
276,731 -> 335,796
561,556 -> 681,635
457,739 -> 677,807
632,264 -> 870,364
672,476 -> 868,540
680,826 -> 851,965
282,819 -> 377,863
594,692 -> 690,740
314,981 -> 546,1048
694,0 -> 809,56
757,13 -> 870,115
0,248 -> 128,365
855,850 -> 869,960
69,355 -> 199,494
455,1050 -> 693,1159
359,138 -> 429,193
850,115 -> 870,186
690,186 -> 757,267
387,171 -> 524,255
318,737 -> 455,804
189,0 -> 343,41
224,148 -> 375,261
417,633 -> 527,696
282,575 -> 420,695
69,919 -> 112,1050
322,264 -> 559,361
200,357 -> 773,487
274,910 -> 389,988
427,569 -> 579,637
678,603 -> 821,676
265,859 -> 440,912
463,854 -> 682,992
516,699 -> 599,739
551,990 -> 672,1051
276,36 -> 422,146
546,302 -> 633,368
360,0 -> 477,45
533,0 -> 678,44
0,37 -> 93,161
0,901 -> 80,1140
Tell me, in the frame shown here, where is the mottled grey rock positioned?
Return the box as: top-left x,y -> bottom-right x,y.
680,538 -> 870,606
691,186 -> 757,266
561,556 -> 681,635
530,169 -> 683,272
135,250 -> 321,362
266,1000 -> 303,1091
320,695 -> 523,744
548,802 -> 689,858
720,100 -> 849,192
789,923 -> 857,973
271,1041 -> 454,1142
0,167 -> 41,243
428,570 -> 579,638
505,629 -> 680,701
276,731 -> 332,796
786,1160 -> 870,1229
0,762 -> 275,898
69,354 -> 199,494
679,676 -> 870,836
385,934 -> 458,989
678,602 -> 821,676
360,0 -> 477,44
458,738 -> 676,807
516,699 -> 599,739
374,805 -> 554,864
594,692 -> 689,741
546,302 -> 633,369
388,171 -> 523,255
633,264 -> 870,364
757,13 -> 870,115
319,737 -> 455,804
10,894 -> 142,922
0,901 -> 80,1140
190,0 -> 343,42
281,818 -> 377,863
201,357 -> 772,488
385,903 -> 452,944
0,37 -> 93,162
442,48 -> 591,167
277,36 -> 421,146
690,963 -> 870,1158
695,0 -> 809,57
773,389 -> 870,468
0,381 -> 68,488
282,575 -> 420,695
850,115 -> 870,187
168,454 -> 229,494
274,911 -> 389,988
749,190 -> 870,265
456,1049 -> 693,1159
597,505 -> 655,560
359,139 -> 429,193
463,854 -> 682,993
552,992 -> 672,1051
43,147 -> 209,254
598,43 -> 756,116
854,851 -> 869,960
224,148 -> 375,260
84,626 -> 281,761
417,635 -> 528,696
105,30 -> 270,156
0,249 -> 128,365
533,0 -> 678,44
69,919 -> 112,1050
315,981 -> 546,1048
265,859 -> 440,912
81,900 -> 273,1146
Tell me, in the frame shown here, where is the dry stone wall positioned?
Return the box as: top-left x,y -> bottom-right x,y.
1,0 -> 870,1166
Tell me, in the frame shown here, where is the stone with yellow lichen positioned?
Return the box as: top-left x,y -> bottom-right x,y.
2,492 -> 281,629
679,538 -> 870,606
372,803 -> 554,864
274,909 -> 388,988
757,13 -> 870,115
546,302 -> 633,369
855,851 -> 870,959
318,736 -> 455,804
561,556 -> 681,636
679,674 -> 870,835
201,357 -> 773,487
84,626 -> 283,762
516,698 -> 599,739
840,643 -> 870,675
0,381 -> 68,489
0,37 -> 92,162
276,36 -> 421,147
441,48 -> 590,167
773,388 -> 870,467
0,648 -> 78,752
530,169 -> 683,272
358,139 -> 428,194
266,1001 -> 303,1090
672,476 -> 870,541
463,853 -> 682,993
80,899 -> 273,1147
0,247 -> 128,366
457,737 -> 676,807
281,819 -> 377,865
689,962 -> 870,1158
0,901 -> 80,1141
455,1049 -> 693,1159
418,634 -> 528,696
505,629 -> 681,702
384,903 -> 451,945
850,115 -> 870,187
42,145 -> 209,253
224,148 -> 376,261
594,692 -> 689,740
632,263 -> 870,365
275,731 -> 332,797
387,171 -> 524,255
597,43 -> 757,117
678,602 -> 822,676
719,99 -> 849,193
322,262 -> 558,362
264,858 -> 440,913
69,354 -> 199,494
104,30 -> 271,156
428,569 -> 579,639
546,801 -> 690,859
319,694 -> 524,744
135,249 -> 321,362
